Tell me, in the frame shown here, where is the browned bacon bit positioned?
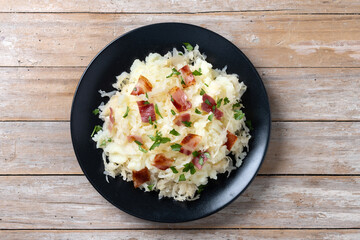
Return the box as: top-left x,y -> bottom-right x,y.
137,101 -> 156,123
225,130 -> 238,151
127,135 -> 143,144
169,86 -> 192,112
152,153 -> 174,170
179,65 -> 196,88
192,150 -> 210,170
131,75 -> 153,96
173,113 -> 190,126
201,94 -> 224,120
132,167 -> 151,188
179,134 -> 202,155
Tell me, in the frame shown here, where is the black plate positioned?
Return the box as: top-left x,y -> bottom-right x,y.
70,23 -> 271,223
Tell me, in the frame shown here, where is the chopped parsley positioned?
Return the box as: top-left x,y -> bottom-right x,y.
180,76 -> 185,85
100,138 -> 112,147
178,52 -> 183,56
171,109 -> 176,115
170,129 -> 180,136
133,87 -> 137,92
139,145 -> 148,153
183,42 -> 193,51
208,113 -> 214,121
192,151 -> 200,157
166,68 -> 181,78
205,99 -> 212,106
171,143 -> 182,151
183,162 -> 196,175
148,116 -> 153,125
197,185 -> 206,194
198,156 -> 204,166
212,105 -> 216,111
224,97 -> 230,105
204,152 -> 211,159
179,174 -> 186,181
123,106 -> 130,118
148,131 -> 170,151
232,102 -> 241,110
195,108 -> 202,114
147,184 -> 154,191
204,83 -> 209,87
234,110 -> 245,120
91,125 -> 102,137
246,120 -> 254,130
182,121 -> 192,127
143,101 -> 150,105
170,95 -> 174,102
192,68 -> 202,76
216,98 -> 223,108
92,108 -> 99,115
170,166 -> 178,174
134,140 -> 142,146
155,104 -> 163,119
200,88 -> 206,96
145,92 -> 149,99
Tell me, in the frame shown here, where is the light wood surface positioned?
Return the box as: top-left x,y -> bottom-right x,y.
1,0 -> 359,239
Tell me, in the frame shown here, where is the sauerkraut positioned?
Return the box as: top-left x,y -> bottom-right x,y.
92,45 -> 251,201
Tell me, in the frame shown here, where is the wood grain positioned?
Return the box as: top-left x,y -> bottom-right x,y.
1,67 -> 359,121
1,121 -> 359,175
1,176 -> 359,229
1,0 -> 360,13
1,230 -> 360,240
0,13 -> 359,68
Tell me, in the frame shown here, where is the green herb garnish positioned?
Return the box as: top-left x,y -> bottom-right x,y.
183,42 -> 193,51
198,156 -> 204,166
192,68 -> 202,76
171,143 -> 182,151
171,95 -> 174,102
155,104 -> 163,119
195,108 -> 202,114
170,129 -> 180,136
148,116 -> 153,125
216,98 -> 223,108
234,110 -> 245,120
204,83 -> 209,87
139,145 -> 148,153
197,185 -> 206,194
91,125 -> 102,137
92,108 -> 99,115
224,97 -> 230,105
192,151 -> 200,157
179,174 -> 186,181
183,162 -> 196,175
123,106 -> 130,118
144,101 -> 150,105
232,102 -> 241,110
145,92 -> 149,99
212,105 -> 216,111
182,121 -> 192,127
100,138 -> 112,147
204,152 -> 211,159
171,109 -> 176,115
147,184 -> 154,191
148,131 -> 170,151
170,166 -> 178,174
205,99 -> 212,106
134,140 -> 143,146
166,68 -> 181,78
200,88 -> 206,96
178,52 -> 183,56
246,120 -> 254,130
180,76 -> 185,85
208,113 -> 214,121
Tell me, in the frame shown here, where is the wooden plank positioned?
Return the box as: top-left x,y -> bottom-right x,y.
1,229 -> 360,239
0,176 -> 359,229
1,121 -> 359,175
1,67 -> 360,121
1,0 -> 360,13
0,13 -> 359,68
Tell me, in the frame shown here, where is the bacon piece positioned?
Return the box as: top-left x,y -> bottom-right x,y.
152,153 -> 174,170
174,113 -> 190,126
169,86 -> 192,112
179,134 -> 202,155
225,130 -> 238,151
131,75 -> 153,96
192,150 -> 210,170
132,167 -> 151,188
201,94 -> 223,120
127,135 -> 143,144
179,65 -> 196,88
137,101 -> 156,123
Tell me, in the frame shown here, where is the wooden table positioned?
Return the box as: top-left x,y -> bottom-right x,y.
1,1 -> 359,239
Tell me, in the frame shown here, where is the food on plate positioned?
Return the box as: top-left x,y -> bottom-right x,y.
91,43 -> 251,201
